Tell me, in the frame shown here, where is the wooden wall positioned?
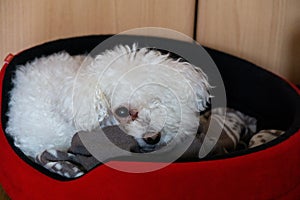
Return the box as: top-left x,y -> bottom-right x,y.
1,0 -> 299,83
0,0 -> 195,63
197,0 -> 300,83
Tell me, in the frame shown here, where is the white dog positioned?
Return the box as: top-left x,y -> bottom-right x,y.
6,45 -> 210,159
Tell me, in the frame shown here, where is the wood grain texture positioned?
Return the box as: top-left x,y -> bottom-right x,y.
0,185 -> 9,200
197,0 -> 300,83
0,0 -> 195,62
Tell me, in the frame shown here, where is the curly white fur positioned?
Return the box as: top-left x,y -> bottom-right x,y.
6,45 -> 210,158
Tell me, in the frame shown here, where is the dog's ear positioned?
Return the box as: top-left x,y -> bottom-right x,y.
192,66 -> 211,111
94,89 -> 110,123
180,63 -> 211,112
72,83 -> 109,131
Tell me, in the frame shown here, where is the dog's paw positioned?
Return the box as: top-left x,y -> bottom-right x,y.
36,149 -> 85,178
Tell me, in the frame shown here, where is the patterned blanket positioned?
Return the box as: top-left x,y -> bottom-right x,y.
36,108 -> 284,178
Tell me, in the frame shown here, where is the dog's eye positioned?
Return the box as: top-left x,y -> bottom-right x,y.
115,106 -> 130,118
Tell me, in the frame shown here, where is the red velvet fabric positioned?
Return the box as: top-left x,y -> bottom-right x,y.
0,50 -> 299,200
0,120 -> 299,199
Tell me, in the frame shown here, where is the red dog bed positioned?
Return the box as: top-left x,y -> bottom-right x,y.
0,35 -> 299,199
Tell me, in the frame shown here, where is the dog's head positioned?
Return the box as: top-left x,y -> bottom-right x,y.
76,45 -> 211,152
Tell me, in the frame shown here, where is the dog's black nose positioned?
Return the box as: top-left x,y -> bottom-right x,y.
143,132 -> 161,145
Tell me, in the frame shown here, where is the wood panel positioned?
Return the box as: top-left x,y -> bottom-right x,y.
197,0 -> 300,83
0,0 -> 195,62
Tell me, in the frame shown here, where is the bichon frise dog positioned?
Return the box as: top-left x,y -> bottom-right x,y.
6,45 -> 210,159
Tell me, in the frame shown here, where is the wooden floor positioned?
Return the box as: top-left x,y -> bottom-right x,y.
0,185 -> 10,200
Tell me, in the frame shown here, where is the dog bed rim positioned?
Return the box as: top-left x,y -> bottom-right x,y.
0,35 -> 299,199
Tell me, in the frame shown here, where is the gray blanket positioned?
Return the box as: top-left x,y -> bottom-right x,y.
36,108 -> 283,178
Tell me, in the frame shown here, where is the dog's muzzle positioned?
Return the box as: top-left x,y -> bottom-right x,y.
136,132 -> 168,153
143,132 -> 161,145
